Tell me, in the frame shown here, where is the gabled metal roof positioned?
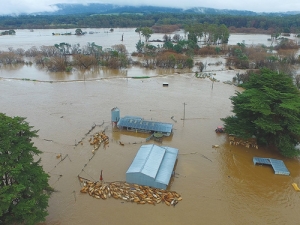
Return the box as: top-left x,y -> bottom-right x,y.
156,146 -> 178,184
253,157 -> 290,175
126,144 -> 178,188
117,116 -> 173,135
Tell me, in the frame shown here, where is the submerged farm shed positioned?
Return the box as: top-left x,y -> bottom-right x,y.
253,157 -> 290,175
126,144 -> 178,189
117,116 -> 173,136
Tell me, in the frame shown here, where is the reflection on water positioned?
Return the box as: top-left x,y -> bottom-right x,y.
1,29 -> 300,225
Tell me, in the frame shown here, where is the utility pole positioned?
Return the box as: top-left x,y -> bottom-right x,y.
211,77 -> 216,90
183,102 -> 187,120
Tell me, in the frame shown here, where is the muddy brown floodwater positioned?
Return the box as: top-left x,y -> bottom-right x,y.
0,29 -> 300,225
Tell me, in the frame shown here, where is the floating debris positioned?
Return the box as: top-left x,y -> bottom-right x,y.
78,176 -> 182,206
292,183 -> 300,191
56,154 -> 62,159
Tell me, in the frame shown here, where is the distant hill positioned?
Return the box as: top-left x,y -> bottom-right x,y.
34,3 -> 299,16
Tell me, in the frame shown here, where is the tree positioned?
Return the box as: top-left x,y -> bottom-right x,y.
45,56 -> 68,72
187,32 -> 197,44
186,57 -> 194,69
135,40 -> 144,53
135,27 -> 142,41
163,34 -> 171,42
54,42 -> 71,55
218,24 -> 230,44
1,30 -> 16,35
163,41 -> 174,50
141,27 -> 153,42
198,61 -> 205,72
73,54 -> 98,69
75,28 -> 83,35
112,44 -> 127,55
173,44 -> 183,53
221,68 -> 300,157
295,74 -> 300,89
0,113 -> 51,224
172,34 -> 181,42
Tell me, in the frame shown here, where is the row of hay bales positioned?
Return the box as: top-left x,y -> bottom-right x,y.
79,177 -> 182,206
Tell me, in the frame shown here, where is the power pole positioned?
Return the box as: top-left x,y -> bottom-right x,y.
183,102 -> 187,120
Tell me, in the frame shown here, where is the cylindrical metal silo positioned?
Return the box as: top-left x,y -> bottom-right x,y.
111,107 -> 120,123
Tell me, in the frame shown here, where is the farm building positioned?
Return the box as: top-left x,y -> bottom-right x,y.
253,157 -> 290,175
117,116 -> 173,136
126,144 -> 178,190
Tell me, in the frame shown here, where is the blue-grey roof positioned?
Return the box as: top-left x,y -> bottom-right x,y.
253,157 -> 290,175
126,144 -> 178,187
155,146 -> 178,184
117,116 -> 173,135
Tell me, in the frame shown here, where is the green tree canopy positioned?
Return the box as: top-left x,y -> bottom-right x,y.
221,68 -> 300,157
135,40 -> 144,53
0,113 -> 51,224
141,27 -> 153,42
135,27 -> 142,40
75,28 -> 83,35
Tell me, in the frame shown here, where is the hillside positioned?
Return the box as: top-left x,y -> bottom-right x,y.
33,3 -> 299,16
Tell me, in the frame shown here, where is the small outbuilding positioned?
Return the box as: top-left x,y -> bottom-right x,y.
126,144 -> 178,189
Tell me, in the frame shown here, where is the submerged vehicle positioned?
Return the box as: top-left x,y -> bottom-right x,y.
215,126 -> 224,133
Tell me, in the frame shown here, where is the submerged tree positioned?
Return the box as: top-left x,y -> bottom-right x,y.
184,23 -> 229,46
0,113 -> 51,224
141,27 -> 153,42
54,42 -> 71,55
75,28 -> 83,35
135,27 -> 142,41
135,40 -> 144,53
221,68 -> 300,157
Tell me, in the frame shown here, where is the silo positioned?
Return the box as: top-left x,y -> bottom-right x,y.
111,107 -> 120,126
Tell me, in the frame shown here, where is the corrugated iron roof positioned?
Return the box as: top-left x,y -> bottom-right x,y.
156,146 -> 178,184
253,157 -> 290,175
141,145 -> 165,178
126,144 -> 178,186
126,145 -> 151,173
117,116 -> 173,135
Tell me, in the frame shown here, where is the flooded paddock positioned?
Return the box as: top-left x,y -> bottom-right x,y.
0,29 -> 300,225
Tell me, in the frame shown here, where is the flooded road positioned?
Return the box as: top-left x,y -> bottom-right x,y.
1,29 -> 300,225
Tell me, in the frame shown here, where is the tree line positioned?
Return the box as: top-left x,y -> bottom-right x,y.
0,23 -> 230,72
222,68 -> 300,158
0,13 -> 300,34
0,114 -> 52,224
